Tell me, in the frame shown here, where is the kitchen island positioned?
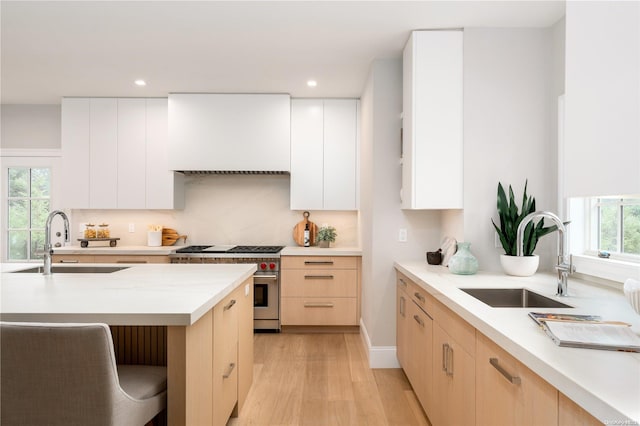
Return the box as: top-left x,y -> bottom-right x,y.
1,263 -> 256,426
394,261 -> 640,425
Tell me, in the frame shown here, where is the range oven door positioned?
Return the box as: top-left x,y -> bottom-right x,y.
253,274 -> 279,330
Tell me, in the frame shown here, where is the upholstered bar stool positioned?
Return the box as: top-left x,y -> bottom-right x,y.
0,322 -> 167,426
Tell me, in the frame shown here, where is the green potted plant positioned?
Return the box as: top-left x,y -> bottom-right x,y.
491,180 -> 558,276
317,225 -> 337,248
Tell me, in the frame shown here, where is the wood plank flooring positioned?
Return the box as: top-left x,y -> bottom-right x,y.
228,333 -> 430,426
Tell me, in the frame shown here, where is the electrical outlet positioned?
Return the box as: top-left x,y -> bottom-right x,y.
128,223 -> 135,233
398,228 -> 408,242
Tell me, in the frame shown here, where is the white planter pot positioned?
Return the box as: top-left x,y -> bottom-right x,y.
500,254 -> 539,277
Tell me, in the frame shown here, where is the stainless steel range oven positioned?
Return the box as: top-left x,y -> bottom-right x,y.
169,245 -> 284,331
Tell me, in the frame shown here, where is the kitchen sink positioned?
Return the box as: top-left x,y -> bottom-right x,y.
12,266 -> 130,274
460,288 -> 573,308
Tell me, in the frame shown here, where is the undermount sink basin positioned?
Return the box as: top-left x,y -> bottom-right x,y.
12,266 -> 129,274
460,288 -> 573,308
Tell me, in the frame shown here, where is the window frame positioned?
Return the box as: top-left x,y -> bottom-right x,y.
0,149 -> 62,263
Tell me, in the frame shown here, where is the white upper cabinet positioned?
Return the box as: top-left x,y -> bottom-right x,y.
61,98 -> 184,210
290,98 -> 359,211
168,93 -> 291,172
402,30 -> 463,210
564,2 -> 640,197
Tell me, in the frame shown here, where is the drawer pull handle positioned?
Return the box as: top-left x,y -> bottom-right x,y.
304,302 -> 334,308
222,362 -> 236,379
414,292 -> 426,303
447,346 -> 454,377
442,343 -> 449,372
399,278 -> 407,287
413,314 -> 424,327
223,299 -> 236,311
59,260 -> 79,263
304,261 -> 334,265
304,275 -> 334,279
489,358 -> 521,385
116,260 -> 147,263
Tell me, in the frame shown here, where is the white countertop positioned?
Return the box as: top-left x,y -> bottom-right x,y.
394,261 -> 640,424
0,263 -> 256,326
52,245 -> 187,255
281,246 -> 362,256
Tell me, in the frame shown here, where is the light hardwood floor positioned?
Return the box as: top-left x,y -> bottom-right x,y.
227,333 -> 430,426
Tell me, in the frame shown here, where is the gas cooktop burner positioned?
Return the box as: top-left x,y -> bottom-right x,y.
227,246 -> 284,254
175,245 -> 284,254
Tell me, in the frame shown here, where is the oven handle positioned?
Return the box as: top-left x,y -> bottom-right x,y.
253,274 -> 278,281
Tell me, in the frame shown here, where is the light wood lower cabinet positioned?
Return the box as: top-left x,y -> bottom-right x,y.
168,278 -> 253,426
558,393 -> 602,426
431,305 -> 476,426
476,332 -> 558,426
281,256 -> 360,326
52,254 -> 169,264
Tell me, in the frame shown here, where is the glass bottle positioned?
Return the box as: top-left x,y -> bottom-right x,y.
97,223 -> 110,239
448,242 -> 479,275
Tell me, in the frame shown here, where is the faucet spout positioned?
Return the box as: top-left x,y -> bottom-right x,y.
43,210 -> 70,275
516,211 -> 575,296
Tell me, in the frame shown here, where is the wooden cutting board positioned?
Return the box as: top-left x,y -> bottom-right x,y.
162,228 -> 187,246
292,211 -> 317,247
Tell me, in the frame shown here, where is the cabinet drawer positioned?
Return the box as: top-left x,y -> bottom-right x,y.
282,256 -> 357,270
432,299 -> 475,355
94,255 -> 169,264
281,269 -> 357,297
281,297 -> 357,326
397,273 -> 433,314
52,254 -> 95,263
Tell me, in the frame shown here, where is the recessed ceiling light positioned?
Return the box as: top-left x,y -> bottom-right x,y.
134,79 -> 146,86
307,80 -> 317,87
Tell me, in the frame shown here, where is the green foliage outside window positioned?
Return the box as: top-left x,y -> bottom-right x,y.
7,167 -> 50,260
598,198 -> 640,256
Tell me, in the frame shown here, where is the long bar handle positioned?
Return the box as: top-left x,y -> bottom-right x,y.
442,343 -> 449,372
222,362 -> 236,379
447,346 -> 454,377
414,292 -> 426,303
304,302 -> 334,308
399,296 -> 405,317
223,299 -> 236,311
304,275 -> 334,279
304,261 -> 334,265
489,358 -> 521,385
59,260 -> 79,263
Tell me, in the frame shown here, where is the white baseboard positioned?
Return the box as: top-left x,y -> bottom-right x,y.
359,318 -> 401,369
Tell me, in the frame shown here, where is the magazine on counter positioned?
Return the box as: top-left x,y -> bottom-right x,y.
528,312 -> 602,326
539,320 -> 640,352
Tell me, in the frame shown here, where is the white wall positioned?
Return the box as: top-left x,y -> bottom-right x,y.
1,105 -> 61,149
461,27 -> 561,272
360,59 -> 441,364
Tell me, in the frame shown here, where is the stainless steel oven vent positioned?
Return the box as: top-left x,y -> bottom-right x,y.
178,170 -> 290,175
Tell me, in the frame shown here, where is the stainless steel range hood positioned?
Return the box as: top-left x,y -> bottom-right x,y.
178,170 -> 290,176
168,93 -> 291,173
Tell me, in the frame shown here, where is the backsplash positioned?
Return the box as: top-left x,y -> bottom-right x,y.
69,174 -> 359,247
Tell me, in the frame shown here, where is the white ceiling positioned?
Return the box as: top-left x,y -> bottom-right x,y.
1,1 -> 565,105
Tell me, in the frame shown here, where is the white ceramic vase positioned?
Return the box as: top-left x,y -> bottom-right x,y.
500,254 -> 539,277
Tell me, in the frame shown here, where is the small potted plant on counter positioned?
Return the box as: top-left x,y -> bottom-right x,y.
317,225 -> 337,248
491,180 -> 558,276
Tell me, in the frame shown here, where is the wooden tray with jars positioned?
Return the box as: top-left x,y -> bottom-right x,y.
77,238 -> 120,248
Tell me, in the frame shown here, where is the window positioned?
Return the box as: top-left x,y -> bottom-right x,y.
7,167 -> 51,261
590,197 -> 640,259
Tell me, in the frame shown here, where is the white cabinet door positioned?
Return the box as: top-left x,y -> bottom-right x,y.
168,93 -> 291,172
146,99 -> 184,209
290,99 -> 324,210
564,1 -> 640,197
117,98 -> 146,209
61,98 -> 91,208
402,30 -> 463,210
89,98 -> 118,209
323,99 -> 357,210
290,98 -> 358,211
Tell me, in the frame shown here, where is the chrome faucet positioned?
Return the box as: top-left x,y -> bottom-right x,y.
516,211 -> 575,296
43,210 -> 70,275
